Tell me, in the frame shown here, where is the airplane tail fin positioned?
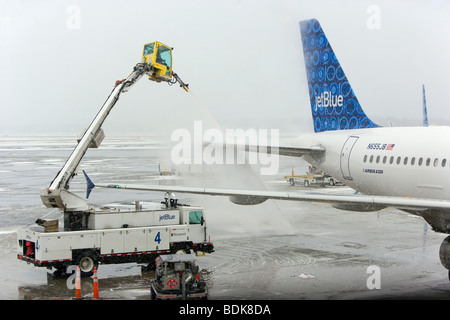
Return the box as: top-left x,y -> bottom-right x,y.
299,19 -> 380,132
423,84 -> 428,127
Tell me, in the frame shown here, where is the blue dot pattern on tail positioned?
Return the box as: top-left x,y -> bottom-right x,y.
299,19 -> 380,132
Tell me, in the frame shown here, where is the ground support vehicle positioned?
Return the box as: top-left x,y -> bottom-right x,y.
150,254 -> 208,300
17,202 -> 214,277
286,174 -> 341,187
285,166 -> 342,187
17,41 -> 197,277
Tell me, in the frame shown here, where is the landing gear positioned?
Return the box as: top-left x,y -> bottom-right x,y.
439,236 -> 450,281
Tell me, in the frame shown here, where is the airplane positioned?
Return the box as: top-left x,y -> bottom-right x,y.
93,19 -> 450,279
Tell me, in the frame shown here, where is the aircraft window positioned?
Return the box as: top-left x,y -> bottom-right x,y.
370,155 -> 374,163
389,156 -> 394,164
426,158 -> 431,166
396,156 -> 401,165
363,155 -> 368,163
376,155 -> 380,164
418,158 -> 423,166
442,159 -> 447,167
383,156 -> 387,164
411,157 -> 416,165
403,157 -> 408,165
434,158 -> 439,167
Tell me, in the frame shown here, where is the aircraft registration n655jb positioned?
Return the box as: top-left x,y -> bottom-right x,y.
95,19 -> 450,278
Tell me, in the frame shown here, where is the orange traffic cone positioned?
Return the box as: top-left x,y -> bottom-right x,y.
75,266 -> 82,299
93,267 -> 99,300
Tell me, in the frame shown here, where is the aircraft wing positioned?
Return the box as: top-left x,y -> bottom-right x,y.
244,144 -> 325,157
206,142 -> 325,158
95,182 -> 450,211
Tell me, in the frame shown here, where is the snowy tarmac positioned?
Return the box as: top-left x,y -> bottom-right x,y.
0,135 -> 449,299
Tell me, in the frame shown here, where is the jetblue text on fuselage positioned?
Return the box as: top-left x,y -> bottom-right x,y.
314,91 -> 344,110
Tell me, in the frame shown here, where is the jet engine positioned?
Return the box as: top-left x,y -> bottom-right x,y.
229,195 -> 268,205
332,203 -> 387,212
439,236 -> 450,271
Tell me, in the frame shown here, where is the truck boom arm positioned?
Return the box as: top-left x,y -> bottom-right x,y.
41,63 -> 148,211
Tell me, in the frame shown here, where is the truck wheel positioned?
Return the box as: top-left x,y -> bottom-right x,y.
304,180 -> 310,187
171,243 -> 191,254
289,178 -> 295,186
175,248 -> 191,254
329,179 -> 335,186
150,287 -> 157,300
76,251 -> 99,277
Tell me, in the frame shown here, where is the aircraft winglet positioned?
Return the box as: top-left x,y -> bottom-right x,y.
82,170 -> 95,199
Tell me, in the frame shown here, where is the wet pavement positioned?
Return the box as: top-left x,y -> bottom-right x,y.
3,187 -> 449,300
0,135 -> 449,300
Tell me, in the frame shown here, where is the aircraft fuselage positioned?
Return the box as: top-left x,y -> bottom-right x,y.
297,126 -> 450,201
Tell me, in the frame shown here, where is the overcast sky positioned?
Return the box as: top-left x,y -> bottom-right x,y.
1,0 -> 449,135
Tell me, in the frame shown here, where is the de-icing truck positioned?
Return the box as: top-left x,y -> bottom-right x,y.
16,41 -> 213,277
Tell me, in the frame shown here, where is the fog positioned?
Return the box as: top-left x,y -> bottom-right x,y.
1,0 -> 449,136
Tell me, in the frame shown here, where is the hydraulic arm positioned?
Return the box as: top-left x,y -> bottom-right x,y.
40,42 -> 189,213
